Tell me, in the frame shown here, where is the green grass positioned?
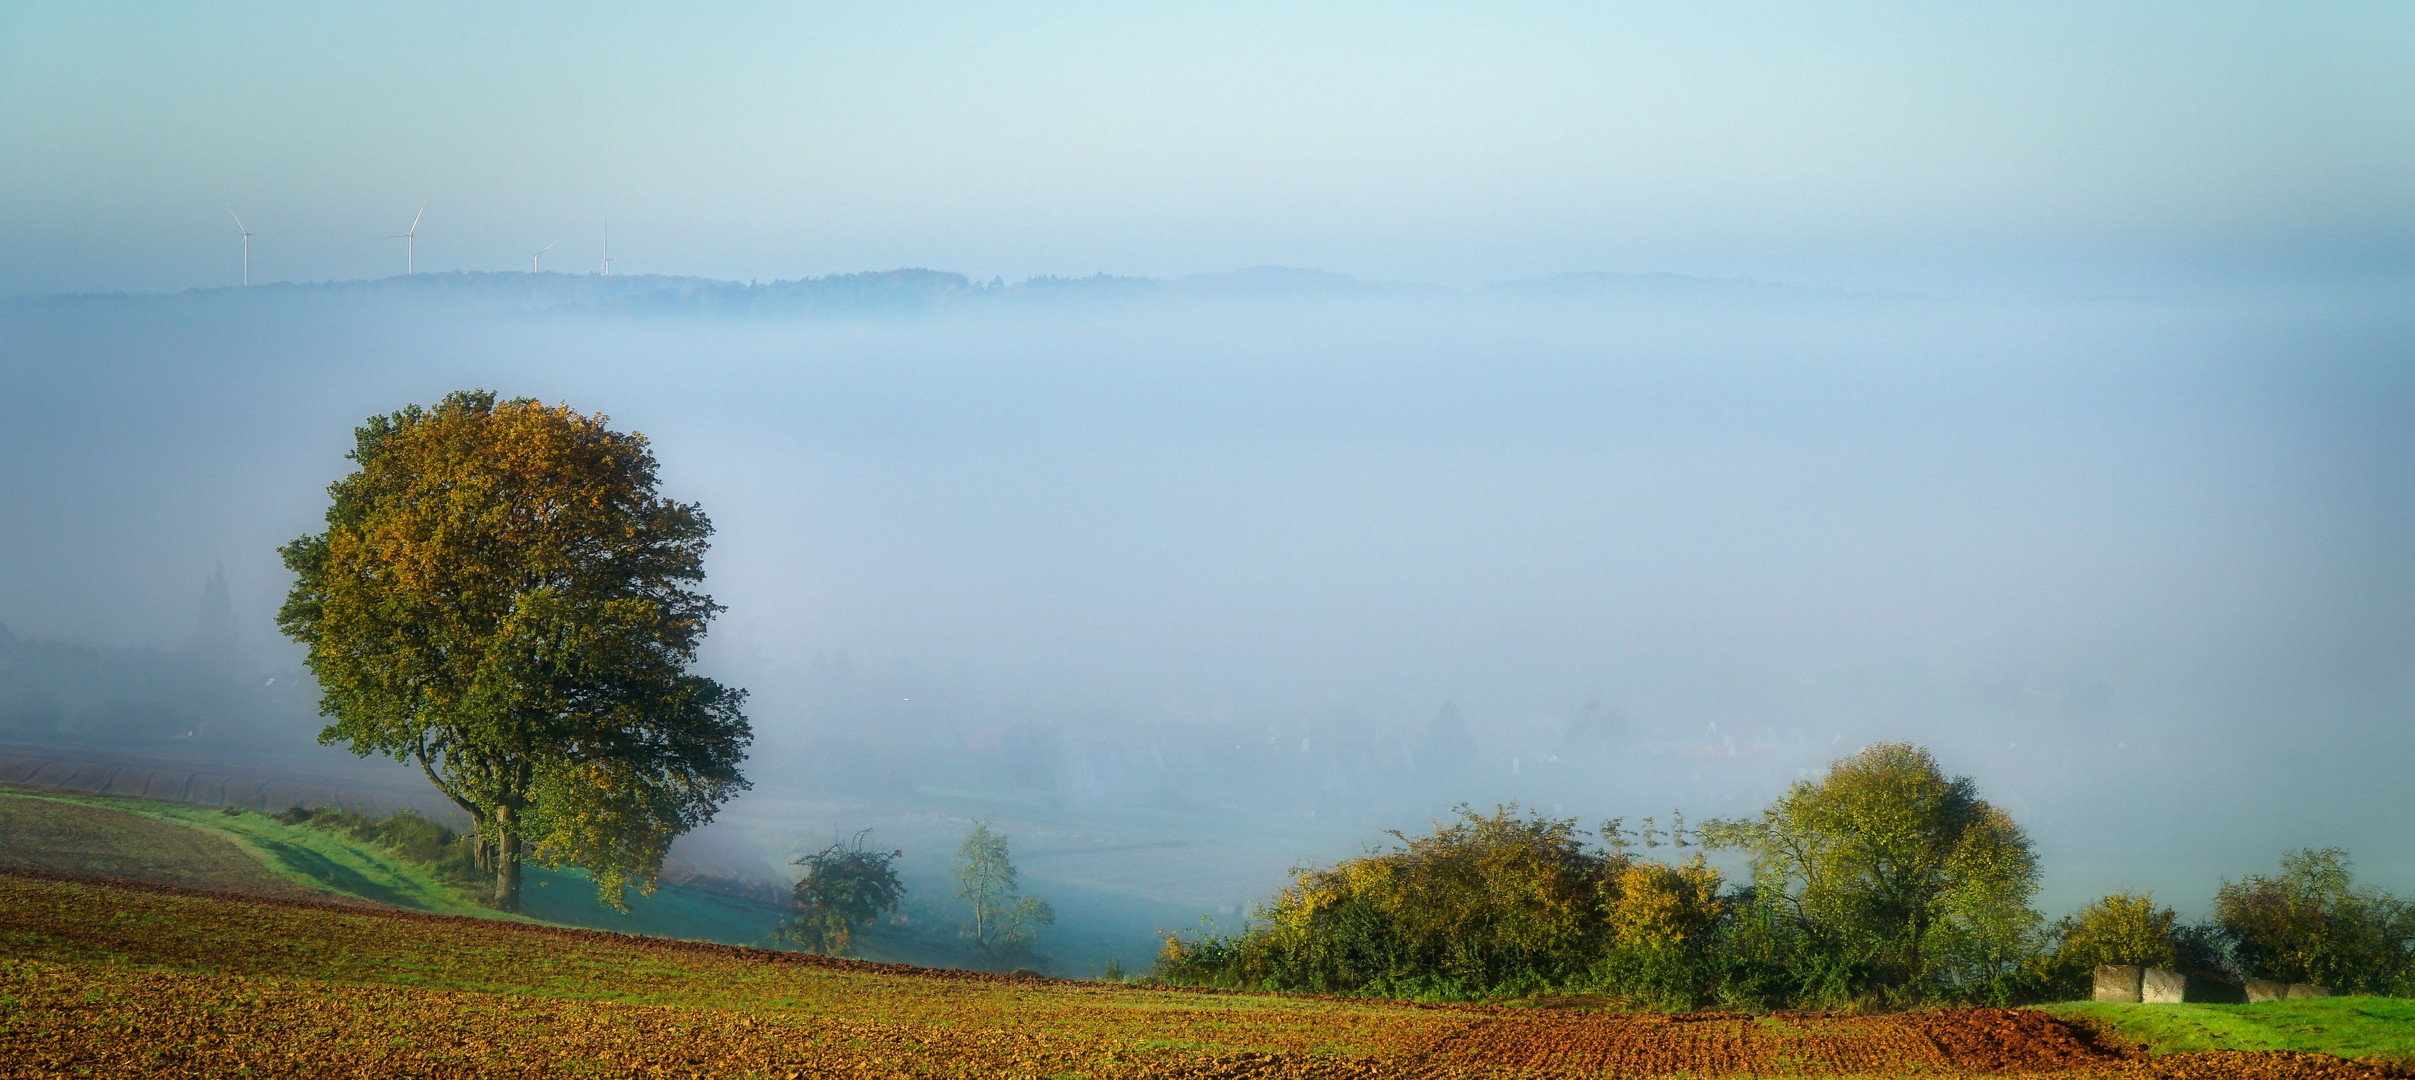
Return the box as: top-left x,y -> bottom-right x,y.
0,783 -> 1190,975
0,793 -> 301,893
2045,997 -> 2415,1065
0,786 -> 808,946
0,786 -> 860,953
517,863 -> 787,946
0,786 -> 503,917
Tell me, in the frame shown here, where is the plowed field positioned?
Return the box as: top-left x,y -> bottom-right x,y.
0,795 -> 330,901
0,872 -> 2404,1079
1413,1007 -> 2118,1075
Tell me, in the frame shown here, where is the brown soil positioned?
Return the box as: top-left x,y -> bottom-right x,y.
1413,1007 -> 2128,1075
1405,1007 -> 2410,1080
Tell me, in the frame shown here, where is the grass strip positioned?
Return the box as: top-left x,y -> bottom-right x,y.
2046,999 -> 2415,1065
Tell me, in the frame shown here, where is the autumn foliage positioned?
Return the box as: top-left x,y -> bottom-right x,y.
278,390 -> 750,912
1162,744 -> 2051,1007
2213,848 -> 2415,995
1154,805 -> 1732,1004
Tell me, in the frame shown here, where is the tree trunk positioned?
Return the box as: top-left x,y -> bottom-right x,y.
495,804 -> 523,912
416,753 -> 491,872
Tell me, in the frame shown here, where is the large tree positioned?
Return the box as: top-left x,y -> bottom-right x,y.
278,390 -> 750,911
1704,743 -> 2038,996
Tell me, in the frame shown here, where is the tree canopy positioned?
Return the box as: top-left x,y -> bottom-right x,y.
1703,742 -> 2039,999
1155,744 -> 2415,1007
2053,890 -> 2183,970
1154,805 -> 1727,1003
955,819 -> 1053,967
278,390 -> 750,911
2215,847 -> 2415,993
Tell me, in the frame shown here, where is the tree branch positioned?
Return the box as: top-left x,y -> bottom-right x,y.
414,741 -> 481,821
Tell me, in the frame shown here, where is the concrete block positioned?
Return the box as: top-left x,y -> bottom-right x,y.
2093,965 -> 2144,1003
2286,983 -> 2333,999
2142,968 -> 2188,1004
2184,977 -> 2247,1004
2246,980 -> 2288,1003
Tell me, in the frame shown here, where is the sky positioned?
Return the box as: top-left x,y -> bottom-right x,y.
4,2 -> 2413,295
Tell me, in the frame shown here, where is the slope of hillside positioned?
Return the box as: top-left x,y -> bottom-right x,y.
0,786 -> 814,949
0,781 -> 1178,969
0,786 -> 497,915
0,794 -> 322,900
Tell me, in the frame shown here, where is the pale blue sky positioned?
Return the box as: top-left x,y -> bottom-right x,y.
3,2 -> 2411,294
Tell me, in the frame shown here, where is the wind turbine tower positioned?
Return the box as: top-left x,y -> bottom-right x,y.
601,219 -> 614,276
228,211 -> 252,286
379,203 -> 427,275
532,242 -> 556,273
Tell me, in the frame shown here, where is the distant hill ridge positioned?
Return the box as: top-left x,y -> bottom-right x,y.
4,265 -> 1872,316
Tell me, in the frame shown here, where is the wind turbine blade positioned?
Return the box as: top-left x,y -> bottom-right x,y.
229,210 -> 248,234
409,205 -> 425,234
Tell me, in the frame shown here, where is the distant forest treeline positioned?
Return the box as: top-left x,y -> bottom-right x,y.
3,265 -> 1840,319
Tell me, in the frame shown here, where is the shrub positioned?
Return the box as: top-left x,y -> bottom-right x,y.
2057,890 -> 2177,973
1162,745 -> 2072,1009
285,804 -> 488,899
1607,856 -> 1725,953
2027,890 -> 2194,1000
1156,805 -> 1729,1003
1580,855 -> 1732,1008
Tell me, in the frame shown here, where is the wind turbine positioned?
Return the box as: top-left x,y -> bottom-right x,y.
378,203 -> 426,275
601,219 -> 613,276
531,242 -> 556,273
228,211 -> 252,286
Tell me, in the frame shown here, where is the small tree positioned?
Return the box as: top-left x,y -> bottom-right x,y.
278,390 -> 751,911
778,830 -> 906,957
955,819 -> 1053,967
2216,848 -> 2415,994
1703,743 -> 2040,1001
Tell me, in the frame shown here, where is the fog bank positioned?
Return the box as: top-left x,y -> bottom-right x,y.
3,276 -> 2410,934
